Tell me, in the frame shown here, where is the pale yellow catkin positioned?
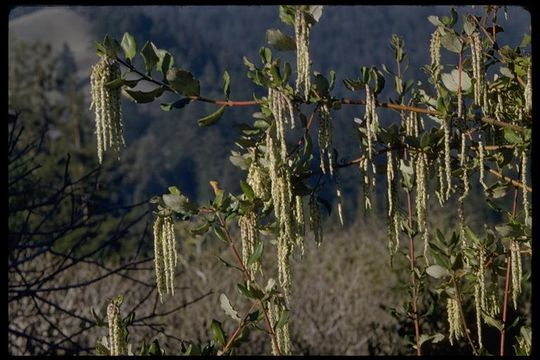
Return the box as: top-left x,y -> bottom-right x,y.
415,152 -> 429,261
525,63 -> 532,113
471,32 -> 484,107
511,240 -> 522,309
294,195 -> 305,255
443,117 -> 452,200
268,300 -> 291,355
318,104 -> 334,176
90,55 -> 125,163
447,297 -> 464,345
521,152 -> 530,227
153,215 -> 166,303
436,157 -> 446,206
430,30 -> 442,97
267,88 -> 301,299
107,302 -> 122,356
386,148 -> 400,255
153,213 -> 177,302
240,210 -> 261,275
295,6 -> 311,100
478,140 -> 488,190
335,173 -> 344,226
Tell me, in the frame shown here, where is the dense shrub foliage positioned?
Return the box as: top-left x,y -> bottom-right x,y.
89,5 -> 531,356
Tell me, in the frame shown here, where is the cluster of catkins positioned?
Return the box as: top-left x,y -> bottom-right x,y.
153,211 -> 177,303
90,55 -> 125,164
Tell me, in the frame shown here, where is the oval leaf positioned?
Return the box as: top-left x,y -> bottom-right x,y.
121,32 -> 137,61
266,29 -> 296,51
166,68 -> 200,96
198,106 -> 225,127
220,294 -> 241,322
426,264 -> 450,279
247,240 -> 263,267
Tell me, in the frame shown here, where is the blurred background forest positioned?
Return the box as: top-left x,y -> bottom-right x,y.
8,5 -> 531,355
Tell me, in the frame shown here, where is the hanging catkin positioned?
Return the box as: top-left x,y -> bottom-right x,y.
415,152 -> 429,261
443,117 -> 452,200
521,151 -> 530,227
525,62 -> 532,113
430,29 -> 442,97
447,297 -> 464,345
470,32 -> 484,107
90,55 -> 125,163
107,302 -> 123,356
240,210 -> 261,275
267,88 -> 302,299
153,212 -> 177,302
511,240 -> 522,309
295,6 -> 311,100
317,104 -> 334,176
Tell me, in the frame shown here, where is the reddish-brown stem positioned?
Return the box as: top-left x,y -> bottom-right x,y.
215,214 -> 282,355
220,301 -> 258,355
452,277 -> 479,355
499,187 -> 519,356
116,56 -> 525,134
486,167 -> 532,193
403,146 -> 422,356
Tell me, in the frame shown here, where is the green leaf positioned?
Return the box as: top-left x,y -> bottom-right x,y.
266,29 -> 296,51
279,5 -> 295,25
240,181 -> 255,201
190,222 -> 210,236
104,78 -> 125,89
503,128 -> 521,144
103,35 -> 122,58
210,320 -> 226,346
237,282 -> 264,299
427,15 -> 444,27
223,71 -> 231,99
220,294 -> 241,322
308,5 -> 323,22
247,240 -> 263,267
463,16 -> 476,36
426,264 -> 450,279
198,106 -> 225,127
213,226 -> 228,244
140,41 -> 159,75
148,339 -> 162,355
343,79 -> 363,91
160,98 -> 191,111
121,32 -> 136,61
275,309 -> 289,330
440,32 -> 463,53
482,311 -> 503,331
316,196 -> 332,215
464,226 -> 481,246
441,69 -> 472,93
328,70 -> 336,91
122,86 -> 165,104
95,341 -> 109,355
155,50 -> 174,76
166,68 -> 200,96
162,193 -> 198,214
91,307 -> 105,327
243,56 -> 255,70
519,33 -> 531,48
283,62 -> 291,83
229,154 -> 249,170
372,68 -> 385,95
